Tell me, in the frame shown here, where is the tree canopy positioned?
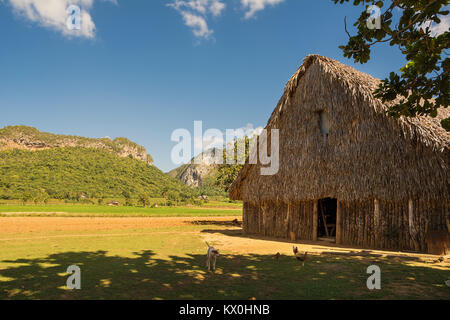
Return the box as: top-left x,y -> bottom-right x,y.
0,147 -> 192,201
334,0 -> 449,130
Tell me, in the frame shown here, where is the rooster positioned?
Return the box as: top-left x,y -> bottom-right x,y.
293,246 -> 308,266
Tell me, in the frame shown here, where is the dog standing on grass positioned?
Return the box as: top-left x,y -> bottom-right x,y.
205,242 -> 219,271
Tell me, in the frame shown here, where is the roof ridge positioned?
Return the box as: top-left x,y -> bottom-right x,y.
267,54 -> 449,150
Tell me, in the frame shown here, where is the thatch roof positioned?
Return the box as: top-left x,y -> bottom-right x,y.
230,55 -> 449,202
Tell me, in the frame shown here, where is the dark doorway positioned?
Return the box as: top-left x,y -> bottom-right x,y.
317,198 -> 337,241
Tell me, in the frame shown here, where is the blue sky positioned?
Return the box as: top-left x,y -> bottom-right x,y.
0,0 -> 409,172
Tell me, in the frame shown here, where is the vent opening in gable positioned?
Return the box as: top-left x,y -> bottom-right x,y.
318,110 -> 330,136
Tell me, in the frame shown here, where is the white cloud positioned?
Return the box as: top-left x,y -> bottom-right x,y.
193,123 -> 263,152
233,123 -> 264,138
6,0 -> 117,39
180,11 -> 214,39
241,0 -> 284,19
169,0 -> 285,40
420,14 -> 450,37
168,0 -> 226,40
209,0 -> 225,17
191,123 -> 263,164
194,131 -> 223,151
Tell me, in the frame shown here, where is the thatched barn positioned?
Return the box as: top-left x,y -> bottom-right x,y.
229,55 -> 450,254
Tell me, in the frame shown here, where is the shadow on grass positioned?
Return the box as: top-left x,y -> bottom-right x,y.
199,228 -> 447,263
1,249 -> 449,300
191,220 -> 242,227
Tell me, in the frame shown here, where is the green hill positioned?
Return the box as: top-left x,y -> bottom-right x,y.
0,126 -> 194,201
0,125 -> 153,164
0,147 -> 193,200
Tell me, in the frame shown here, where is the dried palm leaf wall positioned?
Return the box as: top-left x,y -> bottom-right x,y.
243,198 -> 449,252
243,201 -> 314,240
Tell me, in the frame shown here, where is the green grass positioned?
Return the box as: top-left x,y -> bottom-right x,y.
195,200 -> 242,208
0,204 -> 242,217
0,221 -> 449,300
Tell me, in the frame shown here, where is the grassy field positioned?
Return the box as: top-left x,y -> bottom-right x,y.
0,202 -> 242,217
0,213 -> 449,300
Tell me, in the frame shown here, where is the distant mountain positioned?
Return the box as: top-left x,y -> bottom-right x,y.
167,148 -> 220,187
0,126 -> 193,200
0,125 -> 153,164
169,137 -> 255,194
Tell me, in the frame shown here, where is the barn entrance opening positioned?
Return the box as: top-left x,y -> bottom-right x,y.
317,198 -> 337,242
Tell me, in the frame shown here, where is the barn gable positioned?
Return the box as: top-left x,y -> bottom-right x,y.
230,55 -> 450,203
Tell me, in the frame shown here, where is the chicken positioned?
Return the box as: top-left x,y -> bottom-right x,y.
293,246 -> 308,266
296,252 -> 308,266
433,256 -> 444,264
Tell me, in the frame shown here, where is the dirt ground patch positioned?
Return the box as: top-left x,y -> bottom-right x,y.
198,226 -> 450,268
1,216 -> 448,268
0,216 -> 240,234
